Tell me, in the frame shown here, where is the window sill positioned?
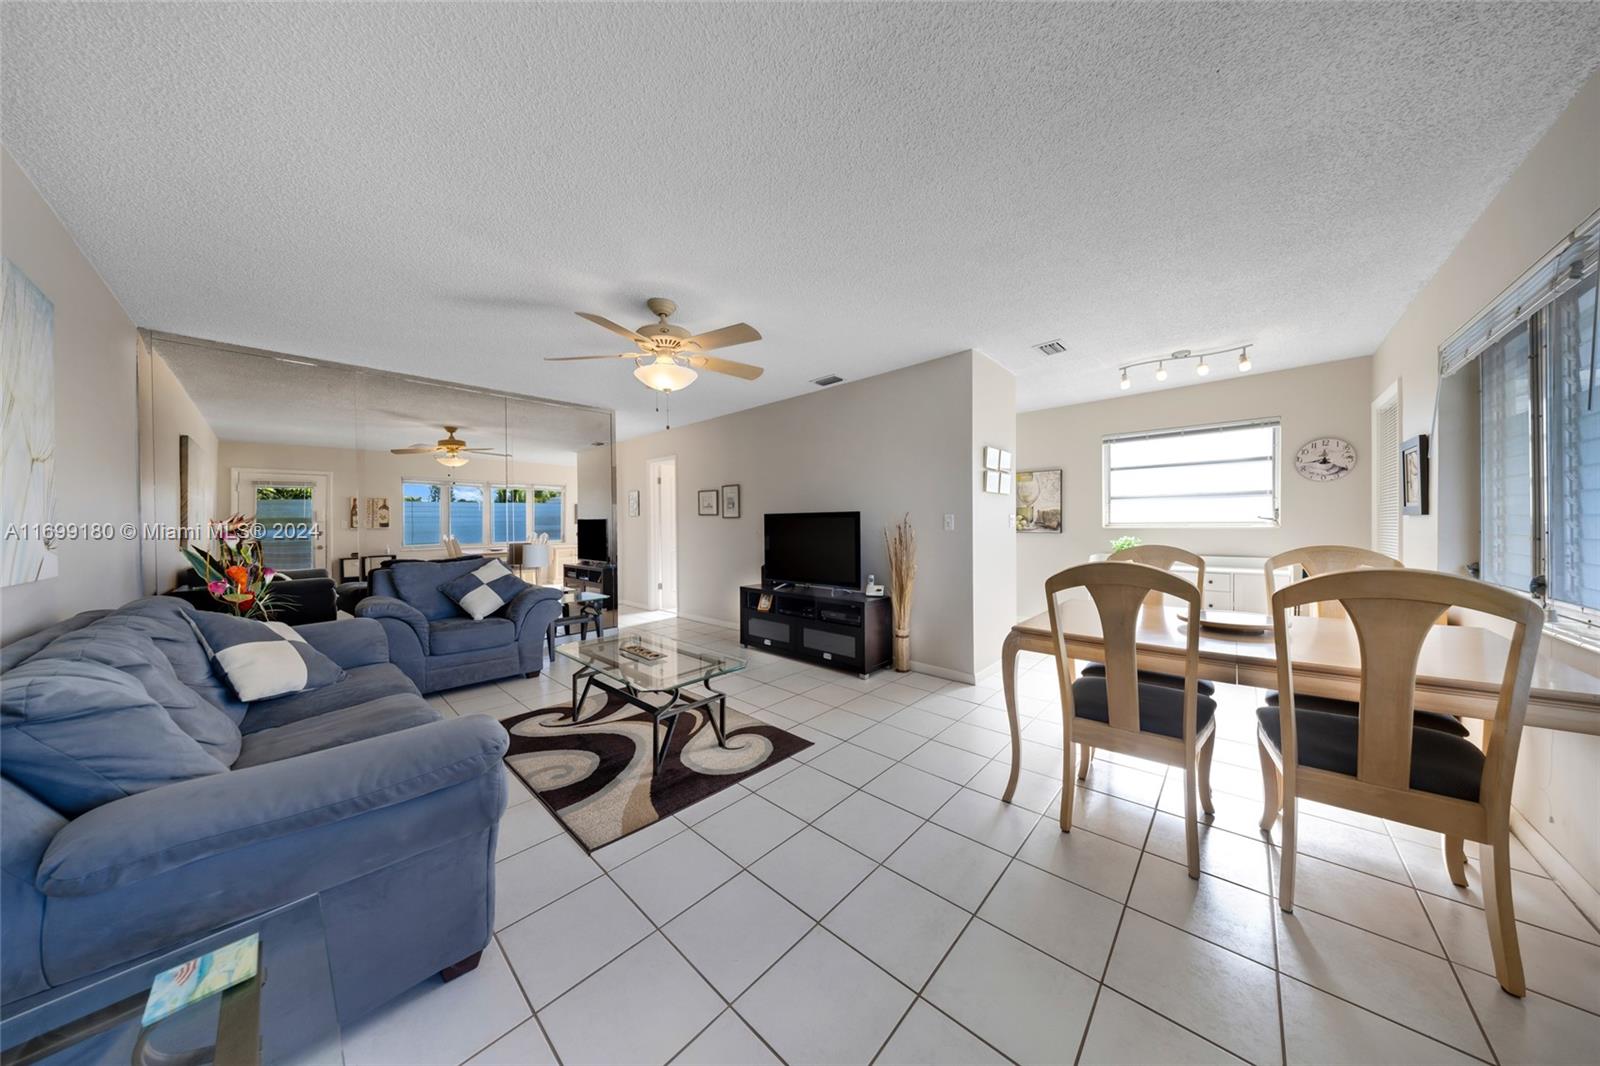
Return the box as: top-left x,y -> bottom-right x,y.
1102,522 -> 1281,531
1546,619 -> 1600,656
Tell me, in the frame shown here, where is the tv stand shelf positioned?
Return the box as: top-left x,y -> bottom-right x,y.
739,584 -> 891,678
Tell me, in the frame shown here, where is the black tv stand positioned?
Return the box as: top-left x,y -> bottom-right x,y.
739,583 -> 891,678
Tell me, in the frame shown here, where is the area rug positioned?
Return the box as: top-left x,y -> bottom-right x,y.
500,688 -> 813,851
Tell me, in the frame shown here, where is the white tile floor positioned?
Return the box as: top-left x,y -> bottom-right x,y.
345,616 -> 1600,1066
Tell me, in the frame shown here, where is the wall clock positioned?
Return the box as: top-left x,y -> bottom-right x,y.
1294,437 -> 1357,481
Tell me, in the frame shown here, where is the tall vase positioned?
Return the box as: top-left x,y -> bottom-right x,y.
893,629 -> 911,672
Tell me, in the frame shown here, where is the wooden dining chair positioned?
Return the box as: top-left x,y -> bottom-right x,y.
1256,569 -> 1543,995
1046,561 -> 1216,877
1075,545 -> 1216,780
1263,544 -> 1402,618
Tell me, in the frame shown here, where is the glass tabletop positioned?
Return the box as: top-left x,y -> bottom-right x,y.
556,630 -> 745,692
0,896 -> 340,1066
561,590 -> 608,605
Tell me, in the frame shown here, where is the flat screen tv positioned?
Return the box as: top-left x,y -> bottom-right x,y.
577,518 -> 608,563
763,511 -> 861,589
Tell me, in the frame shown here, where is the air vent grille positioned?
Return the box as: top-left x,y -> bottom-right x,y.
811,374 -> 844,387
1033,339 -> 1067,356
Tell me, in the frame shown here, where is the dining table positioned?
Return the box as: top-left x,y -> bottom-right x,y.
997,600 -> 1600,804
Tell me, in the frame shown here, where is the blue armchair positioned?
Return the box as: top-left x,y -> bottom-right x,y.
356,558 -> 564,694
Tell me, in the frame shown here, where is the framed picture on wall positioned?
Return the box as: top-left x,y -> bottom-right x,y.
627,490 -> 640,517
1401,434 -> 1429,515
698,489 -> 718,516
1016,468 -> 1063,532
721,484 -> 741,519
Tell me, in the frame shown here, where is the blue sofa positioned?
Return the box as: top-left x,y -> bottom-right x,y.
356,557 -> 564,694
1,597 -> 507,1024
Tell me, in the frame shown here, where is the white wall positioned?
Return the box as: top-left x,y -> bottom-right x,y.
970,351 -> 1018,677
139,349 -> 219,590
1015,357 -> 1374,618
1,148 -> 142,641
615,351 -> 1004,679
1369,70 -> 1600,906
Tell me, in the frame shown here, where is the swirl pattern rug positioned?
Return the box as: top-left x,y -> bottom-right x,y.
501,687 -> 813,851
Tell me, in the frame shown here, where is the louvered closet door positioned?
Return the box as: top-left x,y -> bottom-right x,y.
1374,394 -> 1400,558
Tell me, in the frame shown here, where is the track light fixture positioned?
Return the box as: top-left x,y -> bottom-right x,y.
1114,344 -> 1253,391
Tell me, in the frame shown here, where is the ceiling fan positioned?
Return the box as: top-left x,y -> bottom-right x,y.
546,297 -> 764,393
390,426 -> 508,468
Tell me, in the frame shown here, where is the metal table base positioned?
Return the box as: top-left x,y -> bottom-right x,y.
569,666 -> 730,769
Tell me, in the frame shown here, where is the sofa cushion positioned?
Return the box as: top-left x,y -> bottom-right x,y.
388,559 -> 490,621
1,660 -> 227,816
1070,677 -> 1218,740
27,625 -> 242,765
241,663 -> 420,734
429,617 -> 517,655
110,597 -> 250,725
441,559 -> 527,620
1256,706 -> 1485,802
188,613 -> 346,703
232,694 -> 442,768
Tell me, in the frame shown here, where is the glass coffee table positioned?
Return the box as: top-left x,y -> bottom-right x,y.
0,896 -> 339,1066
555,632 -> 746,769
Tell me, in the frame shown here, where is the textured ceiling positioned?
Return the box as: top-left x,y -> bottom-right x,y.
4,2 -> 1598,438
153,335 -> 611,463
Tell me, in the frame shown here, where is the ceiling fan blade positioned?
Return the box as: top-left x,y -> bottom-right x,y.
390,446 -> 439,454
575,312 -> 649,344
686,322 -> 761,351
462,449 -> 511,456
688,355 -> 765,381
544,353 -> 636,362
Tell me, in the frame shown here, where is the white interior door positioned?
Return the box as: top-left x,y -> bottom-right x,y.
232,468 -> 331,572
647,457 -> 678,612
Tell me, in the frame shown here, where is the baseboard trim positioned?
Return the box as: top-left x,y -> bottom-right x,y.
907,660 -> 976,685
677,609 -> 741,630
1510,808 -> 1600,929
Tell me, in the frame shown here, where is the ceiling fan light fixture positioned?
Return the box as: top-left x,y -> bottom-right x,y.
633,356 -> 698,393
436,453 -> 469,468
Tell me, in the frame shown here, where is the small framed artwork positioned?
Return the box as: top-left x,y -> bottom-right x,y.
983,446 -> 1001,470
721,483 -> 741,519
999,471 -> 1012,495
1401,434 -> 1429,516
999,449 -> 1013,472
984,470 -> 1001,494
1016,469 -> 1063,533
627,489 -> 640,517
698,489 -> 719,516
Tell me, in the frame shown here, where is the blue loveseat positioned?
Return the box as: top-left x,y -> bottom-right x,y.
1,597 -> 507,1024
356,557 -> 564,694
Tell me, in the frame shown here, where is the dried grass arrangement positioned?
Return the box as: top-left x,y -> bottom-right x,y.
885,514 -> 917,672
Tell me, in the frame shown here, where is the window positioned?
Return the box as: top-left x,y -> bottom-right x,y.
532,485 -> 565,541
1450,214 -> 1598,639
1103,419 -> 1280,527
449,483 -> 485,545
251,481 -> 316,570
493,486 -> 529,543
402,481 -> 443,547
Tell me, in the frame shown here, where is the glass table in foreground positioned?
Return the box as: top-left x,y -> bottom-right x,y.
0,896 -> 340,1066
555,631 -> 747,769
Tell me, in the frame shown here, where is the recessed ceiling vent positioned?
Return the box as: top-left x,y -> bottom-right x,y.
811,374 -> 845,387
1033,339 -> 1067,356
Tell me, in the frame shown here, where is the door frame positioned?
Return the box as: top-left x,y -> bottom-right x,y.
231,467 -> 333,570
646,456 -> 678,612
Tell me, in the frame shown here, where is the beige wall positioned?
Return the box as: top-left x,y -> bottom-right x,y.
138,349 -> 218,591
1369,71 -> 1600,906
1,148 -> 142,641
1015,357 -> 1374,618
616,351 -> 1004,679
209,439 -> 577,584
970,351 -> 1018,676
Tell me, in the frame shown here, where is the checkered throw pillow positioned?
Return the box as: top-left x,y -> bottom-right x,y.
441,559 -> 528,620
187,611 -> 346,703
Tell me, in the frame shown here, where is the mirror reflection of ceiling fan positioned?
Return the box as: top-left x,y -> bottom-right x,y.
391,426 -> 509,468
546,297 -> 764,393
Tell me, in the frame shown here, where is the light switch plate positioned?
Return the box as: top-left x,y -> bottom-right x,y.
944,513 -> 955,531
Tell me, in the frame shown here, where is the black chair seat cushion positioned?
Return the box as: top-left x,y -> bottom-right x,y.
1255,706 -> 1484,802
1071,677 -> 1217,740
1080,663 -> 1215,697
1263,691 -> 1469,738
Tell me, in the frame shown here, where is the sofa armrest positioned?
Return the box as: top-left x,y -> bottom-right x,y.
294,617 -> 389,670
504,585 -> 563,635
355,596 -> 430,654
36,716 -> 507,898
